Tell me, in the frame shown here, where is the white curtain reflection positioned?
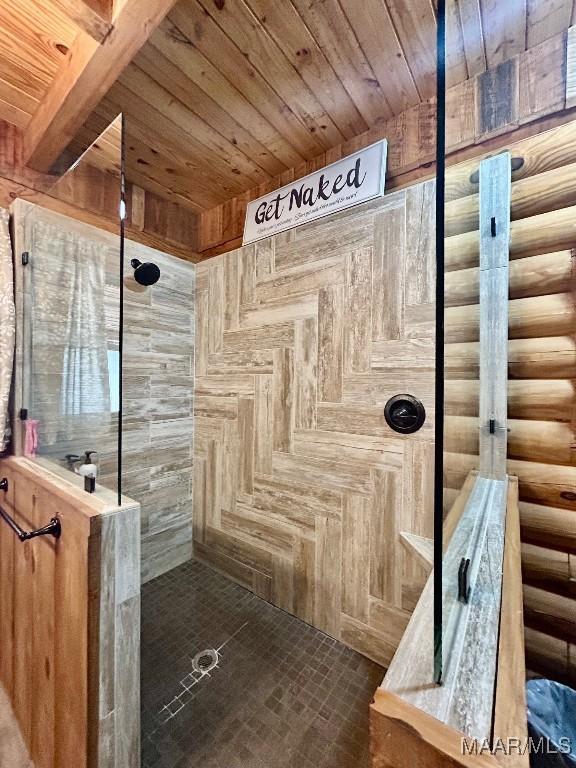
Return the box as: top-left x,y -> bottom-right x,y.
30,218 -> 110,444
0,208 -> 15,452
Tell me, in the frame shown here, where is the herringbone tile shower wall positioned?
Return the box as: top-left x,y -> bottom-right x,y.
193,183 -> 435,666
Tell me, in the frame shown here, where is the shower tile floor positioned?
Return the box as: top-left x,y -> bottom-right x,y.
141,559 -> 385,768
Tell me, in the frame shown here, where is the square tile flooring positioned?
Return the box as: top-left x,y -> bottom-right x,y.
141,559 -> 385,768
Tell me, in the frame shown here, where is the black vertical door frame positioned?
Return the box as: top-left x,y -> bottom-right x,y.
434,0 -> 446,685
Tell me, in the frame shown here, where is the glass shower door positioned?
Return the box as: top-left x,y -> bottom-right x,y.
435,0 -> 513,739
15,116 -> 125,505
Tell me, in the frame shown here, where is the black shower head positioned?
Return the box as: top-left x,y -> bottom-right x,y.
130,258 -> 160,286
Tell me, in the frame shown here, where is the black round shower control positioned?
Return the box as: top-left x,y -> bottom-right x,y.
384,395 -> 426,434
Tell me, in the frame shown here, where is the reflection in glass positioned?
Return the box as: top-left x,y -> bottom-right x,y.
437,0 -> 513,736
18,116 -> 124,504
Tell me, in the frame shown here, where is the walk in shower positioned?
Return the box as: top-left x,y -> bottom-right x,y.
7,35 -> 516,768
138,160 -> 438,766
10,66 -> 442,768
4,0 -> 576,765
13,118 -> 443,768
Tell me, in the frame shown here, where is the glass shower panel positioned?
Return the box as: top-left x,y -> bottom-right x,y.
20,115 -> 124,503
436,0 -> 515,739
439,49 -> 482,685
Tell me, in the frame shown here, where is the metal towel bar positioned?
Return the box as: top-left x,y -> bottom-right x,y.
0,478 -> 61,541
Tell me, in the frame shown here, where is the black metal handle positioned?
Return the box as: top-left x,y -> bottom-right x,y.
0,503 -> 61,542
458,557 -> 471,604
0,477 -> 61,541
384,394 -> 426,434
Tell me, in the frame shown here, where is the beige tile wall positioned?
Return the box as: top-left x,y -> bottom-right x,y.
12,201 -> 195,584
120,241 -> 195,583
193,186 -> 435,666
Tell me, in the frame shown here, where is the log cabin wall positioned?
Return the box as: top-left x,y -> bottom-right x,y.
193,183 -> 435,666
443,120 -> 576,686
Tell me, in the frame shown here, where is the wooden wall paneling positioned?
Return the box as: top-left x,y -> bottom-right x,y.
443,117 -> 576,683
520,500 -> 576,551
195,0 -> 360,142
523,584 -> 576,644
0,457 -> 140,768
446,79 -> 476,151
446,377 -> 573,422
284,0 -> 394,126
445,119 -> 576,203
445,336 -> 576,381
145,21 -> 304,171
480,0 -> 527,69
521,542 -> 575,597
382,0 -> 437,100
446,208 -> 576,273
23,0 -> 179,171
518,31 -> 567,123
0,119 -> 199,261
337,0 -> 420,115
198,32 -> 570,256
193,189 -> 435,665
0,465 -> 15,696
446,166 -> 576,239
130,184 -> 145,230
456,0 -> 487,77
445,0 -> 469,88
167,1 -> 326,159
50,0 -> 113,42
475,58 -> 519,139
526,0 -> 573,48
567,26 -> 576,108
91,500 -> 140,768
524,626 -> 574,686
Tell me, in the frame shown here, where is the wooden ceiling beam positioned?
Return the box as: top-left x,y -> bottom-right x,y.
50,0 -> 113,43
21,0 -> 177,173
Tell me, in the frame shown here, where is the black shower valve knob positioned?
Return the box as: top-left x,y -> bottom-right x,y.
384,395 -> 426,434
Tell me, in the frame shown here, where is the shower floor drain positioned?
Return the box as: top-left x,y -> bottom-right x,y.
192,648 -> 219,674
154,622 -> 249,731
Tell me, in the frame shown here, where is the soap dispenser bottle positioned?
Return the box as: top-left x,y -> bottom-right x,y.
78,451 -> 98,479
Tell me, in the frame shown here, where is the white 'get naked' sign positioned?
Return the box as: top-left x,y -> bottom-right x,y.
242,140 -> 387,245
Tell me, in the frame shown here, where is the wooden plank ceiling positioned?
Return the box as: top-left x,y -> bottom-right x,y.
1,0 -> 575,212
